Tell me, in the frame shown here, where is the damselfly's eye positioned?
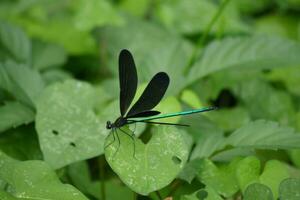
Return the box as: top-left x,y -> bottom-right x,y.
106,121 -> 112,129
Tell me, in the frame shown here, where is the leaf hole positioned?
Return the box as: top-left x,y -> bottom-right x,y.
52,130 -> 59,135
70,142 -> 76,147
172,156 -> 182,164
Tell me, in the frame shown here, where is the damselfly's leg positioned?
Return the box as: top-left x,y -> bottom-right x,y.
112,129 -> 121,159
104,130 -> 116,149
119,128 -> 137,159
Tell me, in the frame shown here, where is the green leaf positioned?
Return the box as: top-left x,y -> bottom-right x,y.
244,183 -> 274,200
0,151 -> 88,200
178,158 -> 204,183
235,156 -> 261,192
0,101 -> 34,133
279,178 -> 300,200
73,0 -> 123,31
0,21 -> 31,63
155,0 -> 249,35
197,158 -> 240,197
187,36 -> 300,84
32,40 -> 67,70
36,80 -> 107,169
0,125 -> 42,160
225,120 -> 300,150
180,187 -> 222,200
99,19 -> 194,95
105,126 -> 189,195
180,89 -> 203,109
259,160 -> 290,199
0,61 -> 45,108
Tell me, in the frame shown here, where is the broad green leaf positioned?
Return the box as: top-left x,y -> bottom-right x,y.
279,178 -> 300,200
0,21 -> 30,63
68,161 -> 134,200
197,158 -> 240,197
259,160 -> 290,199
244,183 -> 274,200
225,120 -> 300,150
0,151 -> 88,200
233,0 -> 272,14
154,96 -> 182,123
235,156 -> 261,192
32,40 -> 67,70
178,158 -> 204,183
0,125 -> 42,160
155,0 -> 249,35
0,61 -> 45,108
105,126 -> 189,195
187,36 -> 300,84
42,69 -> 72,85
0,101 -> 34,133
118,0 -> 150,17
36,80 -> 107,169
99,19 -> 194,95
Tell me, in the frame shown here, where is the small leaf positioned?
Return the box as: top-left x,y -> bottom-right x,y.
36,80 -> 107,169
259,160 -> 290,199
225,120 -> 300,150
188,36 -> 300,84
0,101 -> 34,133
235,156 -> 261,192
279,178 -> 300,200
105,126 -> 189,195
0,151 -> 88,200
0,21 -> 31,63
244,183 -> 274,200
0,61 -> 45,108
197,158 -> 240,197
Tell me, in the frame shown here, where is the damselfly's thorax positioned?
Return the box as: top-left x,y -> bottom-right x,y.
106,117 -> 127,130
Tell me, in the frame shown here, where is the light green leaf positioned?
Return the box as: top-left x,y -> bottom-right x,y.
99,19 -> 194,95
180,187 -> 222,200
155,0 -> 249,35
0,21 -> 31,63
180,89 -> 203,109
235,156 -> 261,192
279,178 -> 300,200
0,151 -> 88,200
259,160 -> 290,199
36,80 -> 107,169
32,41 -> 67,70
73,0 -> 123,31
187,36 -> 300,84
105,126 -> 189,195
0,101 -> 34,133
225,120 -> 300,150
197,158 -> 240,197
0,61 -> 45,108
244,183 -> 274,200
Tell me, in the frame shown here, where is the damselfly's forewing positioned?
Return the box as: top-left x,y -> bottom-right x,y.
119,49 -> 138,117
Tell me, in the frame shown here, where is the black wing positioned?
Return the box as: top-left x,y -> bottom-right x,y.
119,49 -> 138,116
126,72 -> 169,118
127,110 -> 161,118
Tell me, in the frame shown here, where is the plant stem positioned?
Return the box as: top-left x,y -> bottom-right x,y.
184,0 -> 232,74
98,156 -> 106,200
155,191 -> 163,200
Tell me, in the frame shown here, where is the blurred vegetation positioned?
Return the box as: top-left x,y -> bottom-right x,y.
1,0 -> 300,199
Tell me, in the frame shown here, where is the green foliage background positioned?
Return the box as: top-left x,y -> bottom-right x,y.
1,0 -> 300,199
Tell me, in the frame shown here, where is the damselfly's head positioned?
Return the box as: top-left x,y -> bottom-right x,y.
106,121 -> 112,129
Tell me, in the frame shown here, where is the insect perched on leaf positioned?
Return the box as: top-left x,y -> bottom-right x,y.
105,49 -> 217,157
